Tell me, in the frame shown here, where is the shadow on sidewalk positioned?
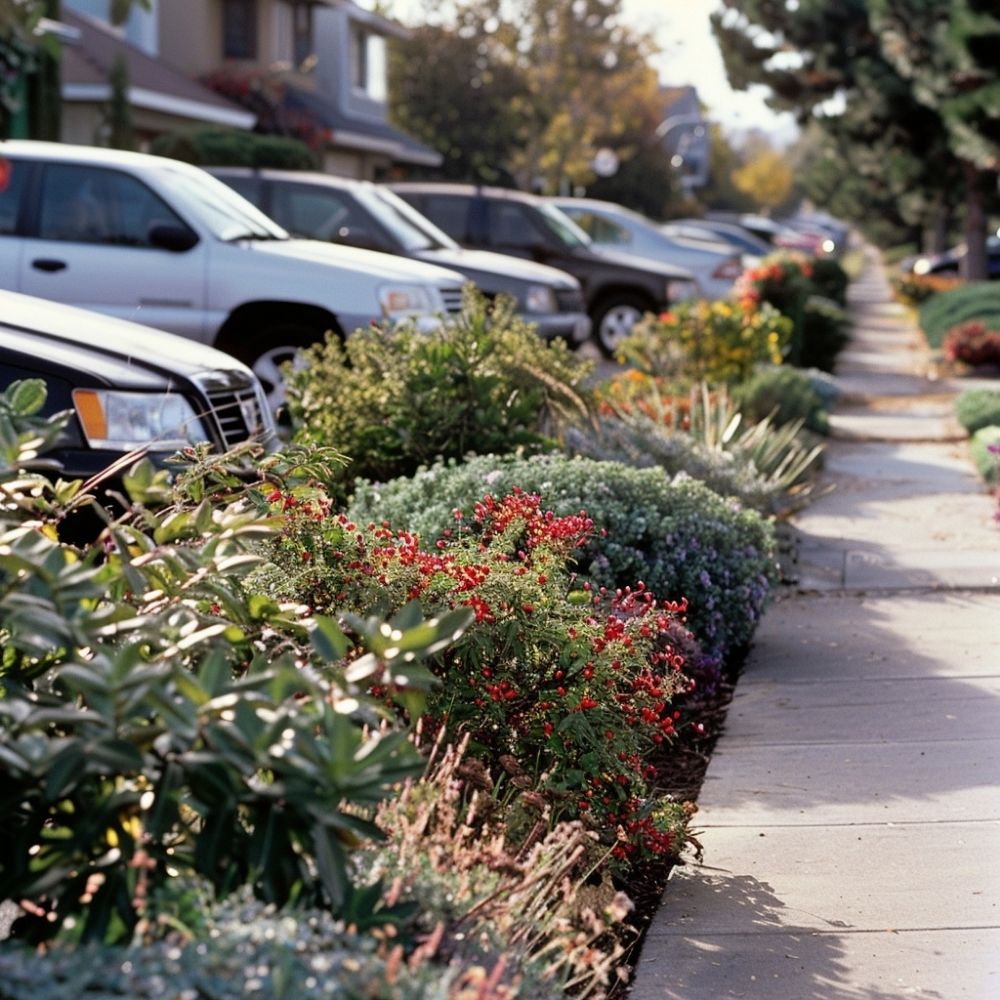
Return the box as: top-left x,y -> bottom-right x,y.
642,872 -> 946,1000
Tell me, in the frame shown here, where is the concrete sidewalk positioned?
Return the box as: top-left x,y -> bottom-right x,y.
629,250 -> 1000,999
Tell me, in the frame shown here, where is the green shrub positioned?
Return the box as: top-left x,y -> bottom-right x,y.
0,386 -> 468,945
808,257 -> 850,305
251,488 -> 696,859
733,365 -> 832,434
348,454 -> 778,661
918,282 -> 1000,350
150,127 -> 319,169
955,388 -> 1000,434
286,290 -> 593,498
799,296 -> 851,372
970,425 -> 1000,483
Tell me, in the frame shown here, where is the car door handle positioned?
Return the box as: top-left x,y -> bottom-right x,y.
31,258 -> 67,273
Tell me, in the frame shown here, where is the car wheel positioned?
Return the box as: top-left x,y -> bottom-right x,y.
591,294 -> 651,358
238,326 -> 318,413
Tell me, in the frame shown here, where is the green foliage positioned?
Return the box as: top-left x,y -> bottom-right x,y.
891,272 -> 965,307
0,391 -> 471,945
969,425 -> 1000,482
285,289 -> 594,496
348,453 -> 777,662
732,365 -> 833,435
918,282 -> 1000,349
808,257 -> 850,305
618,300 -> 791,385
955,388 -> 1000,434
150,127 -> 319,169
252,487 -> 698,860
800,296 -> 851,372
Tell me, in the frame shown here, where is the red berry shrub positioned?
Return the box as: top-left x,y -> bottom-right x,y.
942,321 -> 1000,367
256,488 -> 702,863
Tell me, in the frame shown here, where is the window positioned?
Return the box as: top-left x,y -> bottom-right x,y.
0,158 -> 28,236
487,202 -> 542,251
572,212 -> 630,246
350,25 -> 387,101
419,195 -> 470,243
223,0 -> 257,59
270,185 -> 367,243
38,164 -> 186,247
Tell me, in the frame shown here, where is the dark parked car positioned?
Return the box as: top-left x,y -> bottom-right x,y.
0,290 -> 276,494
208,168 -> 591,347
389,183 -> 698,356
908,235 -> 1000,279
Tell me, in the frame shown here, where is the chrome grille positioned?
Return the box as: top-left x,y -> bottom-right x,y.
440,286 -> 464,314
193,371 -> 271,449
556,288 -> 586,312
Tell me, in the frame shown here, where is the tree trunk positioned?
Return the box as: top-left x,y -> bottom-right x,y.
923,200 -> 951,254
961,161 -> 987,281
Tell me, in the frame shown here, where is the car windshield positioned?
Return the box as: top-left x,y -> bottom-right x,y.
537,202 -> 591,249
355,186 -> 457,252
154,165 -> 289,242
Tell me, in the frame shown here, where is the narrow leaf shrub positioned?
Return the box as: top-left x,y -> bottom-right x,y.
954,388 -> 1000,435
285,289 -> 594,497
919,282 -> 1000,350
348,454 -> 778,661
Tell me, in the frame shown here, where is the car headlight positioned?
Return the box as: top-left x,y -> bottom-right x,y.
73,389 -> 209,451
378,284 -> 439,319
666,278 -> 699,302
524,284 -> 558,313
912,259 -> 932,275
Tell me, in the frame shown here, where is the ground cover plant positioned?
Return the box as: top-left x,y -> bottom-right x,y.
954,388 -> 1000,434
283,289 -> 593,499
348,453 -> 778,664
970,426 -> 1000,484
918,282 -> 1000,350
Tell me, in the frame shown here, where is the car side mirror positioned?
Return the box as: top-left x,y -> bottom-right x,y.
148,223 -> 198,252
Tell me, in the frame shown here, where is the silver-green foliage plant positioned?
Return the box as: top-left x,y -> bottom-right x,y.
348,453 -> 778,661
0,381 -> 471,945
954,388 -> 1000,435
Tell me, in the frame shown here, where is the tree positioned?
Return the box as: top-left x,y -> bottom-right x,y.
712,0 -> 996,271
731,141 -> 793,213
869,0 -> 1000,276
388,0 -> 663,193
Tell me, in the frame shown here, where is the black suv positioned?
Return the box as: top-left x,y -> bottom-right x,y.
208,169 -> 591,347
390,183 -> 698,356
0,290 -> 275,490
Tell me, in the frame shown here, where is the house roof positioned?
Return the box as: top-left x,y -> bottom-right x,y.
284,85 -> 441,167
60,10 -> 256,130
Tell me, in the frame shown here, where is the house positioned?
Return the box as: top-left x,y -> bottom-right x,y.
63,0 -> 440,179
657,85 -> 709,191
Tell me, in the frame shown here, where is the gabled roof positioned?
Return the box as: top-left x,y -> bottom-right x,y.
284,85 -> 441,167
60,10 -> 256,130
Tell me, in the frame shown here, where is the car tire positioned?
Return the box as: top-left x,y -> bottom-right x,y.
590,293 -> 652,358
237,324 -> 322,413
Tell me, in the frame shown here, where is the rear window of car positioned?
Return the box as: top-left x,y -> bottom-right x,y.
417,194 -> 470,242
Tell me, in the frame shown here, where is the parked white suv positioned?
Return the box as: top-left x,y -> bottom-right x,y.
0,141 -> 466,404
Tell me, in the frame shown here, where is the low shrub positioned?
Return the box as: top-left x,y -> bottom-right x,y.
954,389 -> 1000,435
252,487 -> 698,859
891,272 -> 965,307
150,126 -> 319,169
573,381 -> 824,513
942,321 -> 1000,368
800,296 -> 851,372
732,365 -> 832,434
348,454 -> 778,662
285,290 -> 593,498
617,300 -> 791,385
970,426 -> 1000,483
918,282 -> 1000,350
808,257 -> 850,305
